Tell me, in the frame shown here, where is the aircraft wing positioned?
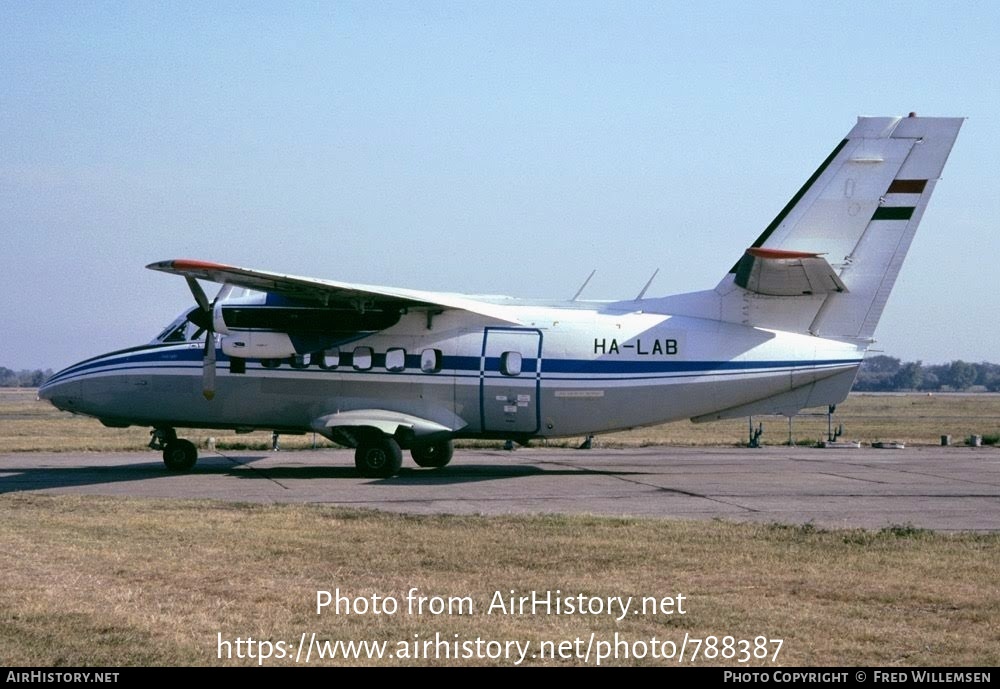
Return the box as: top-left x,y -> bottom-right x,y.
147,259 -> 521,324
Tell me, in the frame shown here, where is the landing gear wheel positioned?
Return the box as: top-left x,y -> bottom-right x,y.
411,440 -> 454,468
163,439 -> 198,471
354,437 -> 403,478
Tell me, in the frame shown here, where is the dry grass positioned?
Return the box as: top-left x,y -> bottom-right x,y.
0,493 -> 997,667
5,388 -> 999,452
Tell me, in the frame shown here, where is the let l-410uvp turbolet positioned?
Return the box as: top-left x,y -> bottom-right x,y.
40,115 -> 963,478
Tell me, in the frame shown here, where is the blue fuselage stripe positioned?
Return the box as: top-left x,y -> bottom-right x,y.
43,345 -> 860,389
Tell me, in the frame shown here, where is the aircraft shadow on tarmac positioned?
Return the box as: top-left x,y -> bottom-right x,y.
0,460 -> 186,494
0,454 -> 648,493
222,454 -> 648,485
235,465 -> 648,485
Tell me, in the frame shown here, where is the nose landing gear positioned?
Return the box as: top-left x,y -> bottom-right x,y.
149,428 -> 198,471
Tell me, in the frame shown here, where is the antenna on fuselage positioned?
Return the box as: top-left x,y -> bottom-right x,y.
571,269 -> 597,301
635,268 -> 660,300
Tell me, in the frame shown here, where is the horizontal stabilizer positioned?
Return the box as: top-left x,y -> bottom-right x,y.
734,248 -> 847,296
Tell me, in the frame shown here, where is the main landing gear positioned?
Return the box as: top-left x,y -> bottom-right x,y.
410,439 -> 454,469
353,436 -> 454,478
149,428 -> 198,472
354,436 -> 403,479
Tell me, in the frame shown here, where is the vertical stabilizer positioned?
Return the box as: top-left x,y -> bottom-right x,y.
716,115 -> 963,341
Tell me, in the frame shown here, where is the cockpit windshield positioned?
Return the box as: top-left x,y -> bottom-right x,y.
152,308 -> 206,344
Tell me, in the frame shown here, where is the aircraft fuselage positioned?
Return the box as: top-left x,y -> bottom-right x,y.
41,305 -> 863,441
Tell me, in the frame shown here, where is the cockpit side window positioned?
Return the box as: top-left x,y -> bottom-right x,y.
153,308 -> 206,344
160,323 -> 189,343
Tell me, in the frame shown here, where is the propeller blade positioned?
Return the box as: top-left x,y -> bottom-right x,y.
191,283 -> 230,401
202,332 -> 216,400
185,277 -> 211,313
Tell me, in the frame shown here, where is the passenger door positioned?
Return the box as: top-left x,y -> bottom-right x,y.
479,328 -> 542,434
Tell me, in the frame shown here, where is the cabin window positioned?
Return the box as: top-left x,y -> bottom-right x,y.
385,347 -> 406,372
352,346 -> 373,371
420,348 -> 442,373
500,351 -> 522,376
290,354 -> 309,369
318,348 -> 339,370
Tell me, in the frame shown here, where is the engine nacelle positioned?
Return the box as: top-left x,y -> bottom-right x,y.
221,331 -> 297,359
212,299 -> 233,335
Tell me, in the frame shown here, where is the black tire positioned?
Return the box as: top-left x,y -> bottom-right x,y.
163,439 -> 198,471
411,440 -> 454,468
354,437 -> 403,478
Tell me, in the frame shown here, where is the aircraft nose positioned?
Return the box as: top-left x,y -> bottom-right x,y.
37,372 -> 81,411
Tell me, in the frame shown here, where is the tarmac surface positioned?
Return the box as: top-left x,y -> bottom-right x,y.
2,445 -> 998,531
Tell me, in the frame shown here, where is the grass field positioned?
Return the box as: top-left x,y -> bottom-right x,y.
1,493 -> 997,667
2,388 -> 999,453
2,388 -> 998,666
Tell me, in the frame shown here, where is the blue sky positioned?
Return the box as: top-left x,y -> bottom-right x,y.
2,1 -> 998,370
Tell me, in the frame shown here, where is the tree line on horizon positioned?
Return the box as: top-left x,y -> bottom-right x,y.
853,356 -> 1000,392
0,367 -> 54,388
2,357 -> 999,392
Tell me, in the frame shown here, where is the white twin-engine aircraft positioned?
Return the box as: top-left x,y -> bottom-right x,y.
40,115 -> 963,477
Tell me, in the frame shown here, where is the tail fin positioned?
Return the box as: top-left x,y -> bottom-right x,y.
717,114 -> 963,341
